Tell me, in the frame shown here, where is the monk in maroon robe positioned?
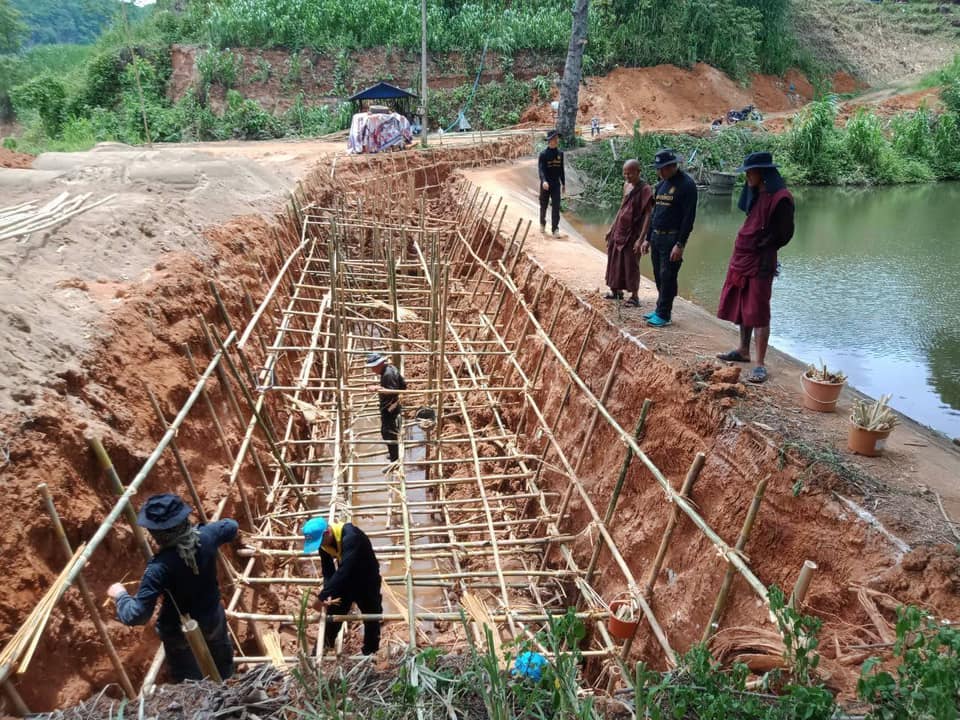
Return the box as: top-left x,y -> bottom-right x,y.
604,159 -> 654,307
716,152 -> 795,384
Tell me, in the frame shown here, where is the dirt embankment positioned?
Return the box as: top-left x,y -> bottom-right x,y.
0,147 -> 33,169
519,63 -> 823,133
169,45 -> 564,113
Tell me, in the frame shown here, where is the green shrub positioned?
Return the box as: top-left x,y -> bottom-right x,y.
222,89 -> 283,139
197,48 -> 244,90
10,72 -> 67,135
857,606 -> 960,719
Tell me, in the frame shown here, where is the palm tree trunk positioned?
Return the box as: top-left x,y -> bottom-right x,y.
557,0 -> 589,141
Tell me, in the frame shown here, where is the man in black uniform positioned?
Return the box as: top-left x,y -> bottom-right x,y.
366,352 -> 406,464
538,129 -> 565,237
303,517 -> 382,655
640,149 -> 698,327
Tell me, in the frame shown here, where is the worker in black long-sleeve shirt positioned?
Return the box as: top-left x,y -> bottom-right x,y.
639,149 -> 698,327
303,516 -> 382,655
365,352 -> 406,465
538,129 -> 565,236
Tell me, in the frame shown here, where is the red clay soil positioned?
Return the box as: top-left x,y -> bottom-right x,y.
0,147 -> 33,169
520,63 -> 814,132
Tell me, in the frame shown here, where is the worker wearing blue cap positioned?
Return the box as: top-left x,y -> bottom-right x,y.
107,493 -> 238,682
303,516 -> 383,655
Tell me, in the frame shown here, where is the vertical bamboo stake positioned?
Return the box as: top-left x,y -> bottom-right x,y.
789,560 -> 818,609
643,453 -> 707,600
183,344 -> 234,466
37,483 -> 137,699
582,403 -> 651,589
144,385 -> 212,525
702,475 -> 770,643
181,618 -> 223,682
88,437 -> 152,562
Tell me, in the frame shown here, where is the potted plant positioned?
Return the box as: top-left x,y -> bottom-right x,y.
608,595 -> 640,641
801,362 -> 846,413
848,394 -> 899,456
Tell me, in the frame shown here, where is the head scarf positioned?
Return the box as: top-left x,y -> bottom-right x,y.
150,520 -> 201,575
737,167 -> 787,214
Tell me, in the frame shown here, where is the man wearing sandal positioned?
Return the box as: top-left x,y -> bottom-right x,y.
716,152 -> 795,384
604,159 -> 653,308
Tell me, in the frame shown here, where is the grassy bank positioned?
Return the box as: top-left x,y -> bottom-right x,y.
575,80 -> 960,206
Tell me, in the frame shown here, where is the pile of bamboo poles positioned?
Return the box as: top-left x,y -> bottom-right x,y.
0,193 -> 116,241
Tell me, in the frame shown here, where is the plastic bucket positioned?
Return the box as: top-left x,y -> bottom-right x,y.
801,373 -> 845,413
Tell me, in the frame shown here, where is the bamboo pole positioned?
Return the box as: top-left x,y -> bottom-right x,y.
643,453 -> 706,600
37,483 -> 136,699
144,384 -> 212,525
583,405 -> 650,588
1,676 -> 28,716
702,475 -> 770,643
181,618 -> 223,682
88,437 -> 153,562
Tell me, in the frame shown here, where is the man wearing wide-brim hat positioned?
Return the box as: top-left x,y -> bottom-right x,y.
365,352 -> 407,466
107,494 -> 238,682
640,149 -> 699,327
716,151 -> 795,384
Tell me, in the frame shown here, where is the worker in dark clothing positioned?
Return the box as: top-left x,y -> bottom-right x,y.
366,352 -> 406,465
107,494 -> 237,682
639,149 -> 699,327
303,517 -> 382,655
538,129 -> 565,237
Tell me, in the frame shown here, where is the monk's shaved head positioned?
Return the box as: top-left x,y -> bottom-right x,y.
622,158 -> 642,185
623,159 -> 641,172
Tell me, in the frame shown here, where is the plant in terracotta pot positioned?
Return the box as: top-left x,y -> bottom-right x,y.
608,595 -> 640,641
849,394 -> 898,456
801,361 -> 846,412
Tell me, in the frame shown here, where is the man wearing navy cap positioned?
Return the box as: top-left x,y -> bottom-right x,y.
366,352 -> 407,465
303,516 -> 382,655
716,152 -> 794,384
538,129 -> 566,237
107,494 -> 237,682
640,149 -> 699,327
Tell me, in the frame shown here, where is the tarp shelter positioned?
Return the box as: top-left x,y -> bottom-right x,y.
347,112 -> 413,154
349,82 -> 418,117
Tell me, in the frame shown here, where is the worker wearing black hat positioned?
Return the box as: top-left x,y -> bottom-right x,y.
640,149 -> 699,327
107,494 -> 237,682
538,129 -> 565,237
366,352 -> 407,464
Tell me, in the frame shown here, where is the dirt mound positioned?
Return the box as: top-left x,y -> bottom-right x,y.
522,63 -> 813,134
0,147 -> 33,169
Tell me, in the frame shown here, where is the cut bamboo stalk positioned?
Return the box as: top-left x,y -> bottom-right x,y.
181,618 -> 223,682
789,560 -> 818,610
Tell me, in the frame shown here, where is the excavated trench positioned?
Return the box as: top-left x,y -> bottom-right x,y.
2,138 -> 959,712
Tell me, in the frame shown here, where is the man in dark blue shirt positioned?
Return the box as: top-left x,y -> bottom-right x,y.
538,129 -> 565,237
640,149 -> 699,327
107,494 -> 237,682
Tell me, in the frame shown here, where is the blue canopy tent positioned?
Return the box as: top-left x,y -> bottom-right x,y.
348,82 -> 418,118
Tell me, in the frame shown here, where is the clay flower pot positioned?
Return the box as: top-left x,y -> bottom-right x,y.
848,424 -> 892,457
801,371 -> 845,413
608,600 -> 640,641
